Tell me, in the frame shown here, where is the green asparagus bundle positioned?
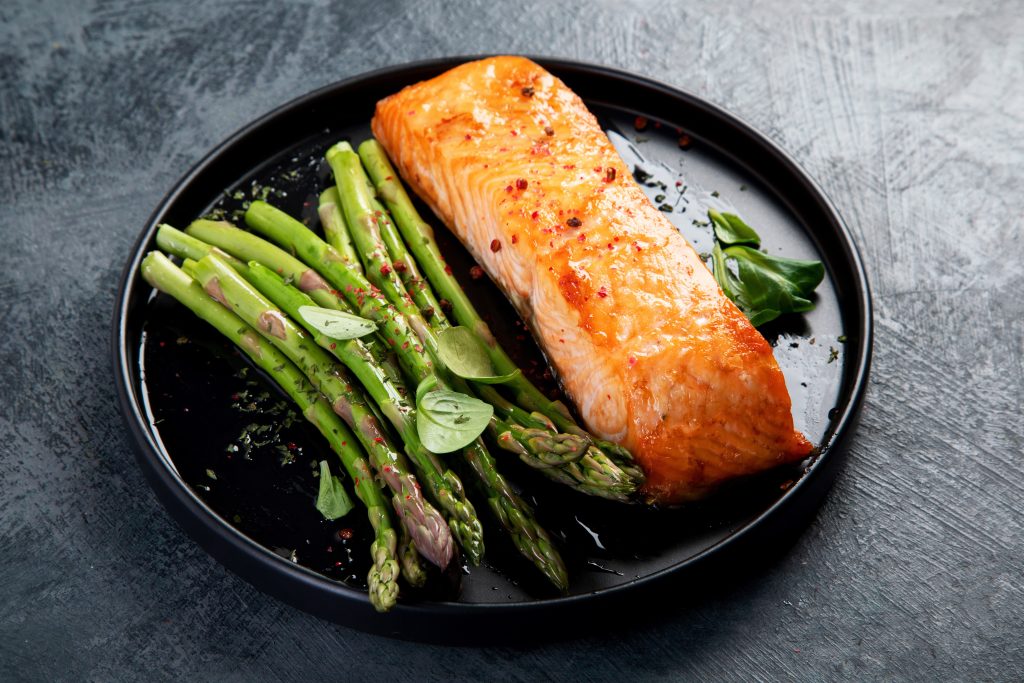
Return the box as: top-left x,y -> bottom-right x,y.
238,199 -> 570,592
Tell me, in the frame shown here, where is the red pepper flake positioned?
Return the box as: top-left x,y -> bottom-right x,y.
593,166 -> 602,173
375,437 -> 385,444
287,442 -> 297,450
530,211 -> 539,220
230,393 -> 240,401
597,286 -> 608,298
605,168 -> 617,182
521,86 -> 535,97
379,263 -> 391,276
490,239 -> 502,252
606,243 -> 613,250
329,342 -> 337,350
401,341 -> 409,349
469,265 -> 485,279
407,110 -> 415,116
566,217 -> 582,228
505,184 -> 514,193
678,133 -> 692,149
339,528 -> 354,540
465,134 -> 472,140
516,178 -> 528,190
511,234 -> 519,244
634,115 -> 648,131
544,126 -> 554,136
634,242 -> 643,252
443,264 -> 452,275
562,164 -> 575,170
577,232 -> 586,242
628,356 -> 637,366
393,260 -> 407,273
510,130 -> 518,137
158,341 -> 166,348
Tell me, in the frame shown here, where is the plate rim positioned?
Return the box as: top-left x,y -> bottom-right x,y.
111,54 -> 873,630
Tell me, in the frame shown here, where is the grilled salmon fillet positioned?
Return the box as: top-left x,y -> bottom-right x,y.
372,56 -> 813,503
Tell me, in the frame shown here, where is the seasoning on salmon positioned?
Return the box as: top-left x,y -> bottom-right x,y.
372,56 -> 813,504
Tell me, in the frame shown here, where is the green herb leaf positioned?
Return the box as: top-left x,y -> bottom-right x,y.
719,245 -> 825,327
315,460 -> 354,520
298,305 -> 377,340
436,326 -> 521,384
415,381 -> 493,453
709,208 -> 760,247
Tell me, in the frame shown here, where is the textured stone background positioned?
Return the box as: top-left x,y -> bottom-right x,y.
2,0 -> 1022,680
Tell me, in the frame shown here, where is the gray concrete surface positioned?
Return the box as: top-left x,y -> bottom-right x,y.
1,0 -> 1022,680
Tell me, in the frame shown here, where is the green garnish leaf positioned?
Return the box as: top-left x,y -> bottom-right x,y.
709,208 -> 761,247
716,245 -> 825,327
436,326 -> 521,384
298,305 -> 377,340
415,381 -> 493,453
315,460 -> 354,520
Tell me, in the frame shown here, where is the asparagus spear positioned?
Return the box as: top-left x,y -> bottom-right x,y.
242,201 -> 570,590
244,261 -> 485,564
186,220 -> 351,313
188,253 -> 454,570
358,140 -> 645,477
318,187 -> 362,273
140,251 -> 400,612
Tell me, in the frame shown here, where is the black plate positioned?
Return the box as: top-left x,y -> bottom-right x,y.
112,57 -> 871,641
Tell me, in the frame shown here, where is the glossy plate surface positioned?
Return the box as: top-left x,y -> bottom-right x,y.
112,57 -> 871,641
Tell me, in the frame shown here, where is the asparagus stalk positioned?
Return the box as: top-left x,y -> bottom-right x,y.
244,261 -> 486,564
358,140 -> 645,481
243,200 -> 570,590
140,251 -> 400,612
318,187 -> 362,272
186,219 -> 351,313
188,253 -> 453,570
397,525 -> 428,589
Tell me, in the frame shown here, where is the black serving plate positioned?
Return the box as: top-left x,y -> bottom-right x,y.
112,57 -> 871,641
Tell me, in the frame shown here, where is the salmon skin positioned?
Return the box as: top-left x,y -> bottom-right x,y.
372,56 -> 813,503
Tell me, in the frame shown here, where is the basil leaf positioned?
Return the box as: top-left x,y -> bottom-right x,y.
722,245 -> 825,326
436,326 -> 521,384
416,384 -> 493,453
315,460 -> 354,520
709,208 -> 761,247
298,305 -> 377,340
